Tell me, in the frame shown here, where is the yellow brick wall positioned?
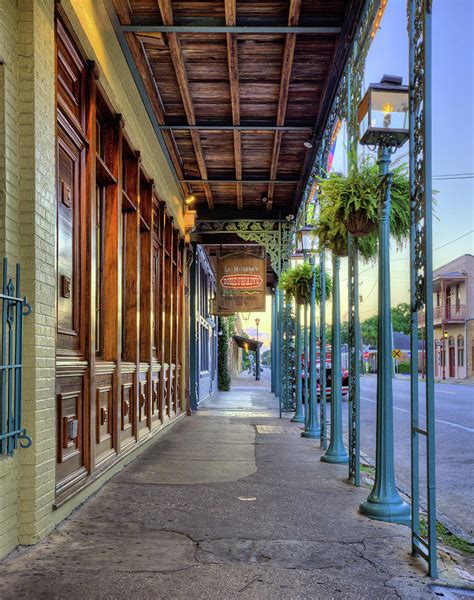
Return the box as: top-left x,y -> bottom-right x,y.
0,0 -> 57,558
0,0 -> 23,558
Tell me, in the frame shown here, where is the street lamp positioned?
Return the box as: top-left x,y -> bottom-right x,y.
358,75 -> 410,525
255,318 -> 261,381
296,225 -> 321,438
442,330 -> 448,380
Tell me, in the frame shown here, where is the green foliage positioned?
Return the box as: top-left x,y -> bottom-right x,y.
218,317 -> 231,391
279,262 -> 332,304
312,154 -> 410,261
391,302 -> 410,335
397,361 -> 410,374
419,518 -> 474,555
361,315 -> 378,346
324,322 -> 348,345
361,303 -> 412,346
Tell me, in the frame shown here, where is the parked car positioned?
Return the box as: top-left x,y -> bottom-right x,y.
294,353 -> 349,401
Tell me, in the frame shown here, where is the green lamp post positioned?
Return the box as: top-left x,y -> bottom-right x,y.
358,75 -> 410,524
296,226 -> 320,438
321,254 -> 348,462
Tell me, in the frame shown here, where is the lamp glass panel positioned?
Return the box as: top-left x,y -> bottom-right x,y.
301,229 -> 317,252
370,89 -> 409,131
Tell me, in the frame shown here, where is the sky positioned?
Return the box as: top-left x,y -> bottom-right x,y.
241,0 -> 474,341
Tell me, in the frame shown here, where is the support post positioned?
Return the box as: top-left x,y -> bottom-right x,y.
304,300 -> 309,426
409,0 -> 437,575
302,254 -> 320,437
322,255 -> 348,463
271,291 -> 276,393
359,146 -> 410,524
292,303 -> 304,423
275,288 -> 281,397
348,234 -> 361,485
319,250 -> 327,449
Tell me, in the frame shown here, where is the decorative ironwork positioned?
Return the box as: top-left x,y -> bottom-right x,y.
194,219 -> 293,276
319,249 -> 327,449
347,235 -> 361,485
280,296 -> 295,413
0,258 -> 32,456
409,0 -> 437,578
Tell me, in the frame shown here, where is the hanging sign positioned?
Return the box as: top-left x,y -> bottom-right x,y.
216,252 -> 266,313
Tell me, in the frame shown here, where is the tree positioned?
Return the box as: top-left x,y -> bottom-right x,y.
391,302 -> 410,335
361,315 -> 378,346
360,303 -> 412,347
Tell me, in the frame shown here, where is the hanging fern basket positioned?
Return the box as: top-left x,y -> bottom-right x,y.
332,239 -> 348,257
345,209 -> 378,238
295,290 -> 307,305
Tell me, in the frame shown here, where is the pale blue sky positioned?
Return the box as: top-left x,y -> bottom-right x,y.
332,0 -> 474,321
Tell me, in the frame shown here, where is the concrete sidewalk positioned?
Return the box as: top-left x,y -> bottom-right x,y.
0,375 -> 471,599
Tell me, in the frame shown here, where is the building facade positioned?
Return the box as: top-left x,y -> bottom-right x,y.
430,255 -> 474,379
189,244 -> 217,408
0,0 -> 190,559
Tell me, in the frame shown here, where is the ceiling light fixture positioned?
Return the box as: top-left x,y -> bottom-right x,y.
303,140 -> 313,149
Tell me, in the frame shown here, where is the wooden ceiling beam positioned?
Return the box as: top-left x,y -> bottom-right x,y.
157,125 -> 312,131
121,25 -> 342,34
225,0 -> 242,210
180,178 -> 299,184
267,0 -> 302,212
157,0 -> 214,209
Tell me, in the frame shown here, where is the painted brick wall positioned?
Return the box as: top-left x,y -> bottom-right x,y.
0,0 -> 56,558
0,0 -> 23,558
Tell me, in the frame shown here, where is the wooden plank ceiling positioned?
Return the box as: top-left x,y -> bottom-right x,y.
112,0 -> 359,218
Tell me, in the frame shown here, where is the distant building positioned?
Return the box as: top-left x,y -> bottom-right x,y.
424,254 -> 474,379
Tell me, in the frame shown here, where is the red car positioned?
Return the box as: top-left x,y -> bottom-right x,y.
298,352 -> 349,401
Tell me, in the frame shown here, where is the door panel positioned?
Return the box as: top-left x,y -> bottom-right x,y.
57,127 -> 84,353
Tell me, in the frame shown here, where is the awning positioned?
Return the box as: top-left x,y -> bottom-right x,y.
233,335 -> 263,352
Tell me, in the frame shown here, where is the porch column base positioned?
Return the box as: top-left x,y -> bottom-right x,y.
321,450 -> 349,464
359,497 -> 410,526
301,426 -> 320,439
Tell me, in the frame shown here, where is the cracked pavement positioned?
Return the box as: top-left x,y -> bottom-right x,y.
0,375 -> 470,599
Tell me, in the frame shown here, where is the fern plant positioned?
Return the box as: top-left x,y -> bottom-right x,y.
313,153 -> 411,260
279,262 -> 332,304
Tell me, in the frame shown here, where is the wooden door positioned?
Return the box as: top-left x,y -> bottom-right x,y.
449,346 -> 455,378
55,121 -> 88,492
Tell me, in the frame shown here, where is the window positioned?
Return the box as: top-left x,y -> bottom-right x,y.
457,335 -> 464,368
436,291 -> 440,307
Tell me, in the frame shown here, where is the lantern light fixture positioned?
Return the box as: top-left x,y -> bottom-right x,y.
358,75 -> 409,149
296,225 -> 318,254
289,252 -> 305,268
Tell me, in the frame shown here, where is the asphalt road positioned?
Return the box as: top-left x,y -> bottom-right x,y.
358,375 -> 474,538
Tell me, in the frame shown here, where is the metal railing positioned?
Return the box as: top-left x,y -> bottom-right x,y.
434,304 -> 466,321
0,258 -> 32,456
418,304 -> 467,326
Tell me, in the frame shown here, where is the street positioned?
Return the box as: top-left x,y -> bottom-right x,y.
358,376 -> 474,538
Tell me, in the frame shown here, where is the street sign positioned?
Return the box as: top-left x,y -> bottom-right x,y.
392,349 -> 402,360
